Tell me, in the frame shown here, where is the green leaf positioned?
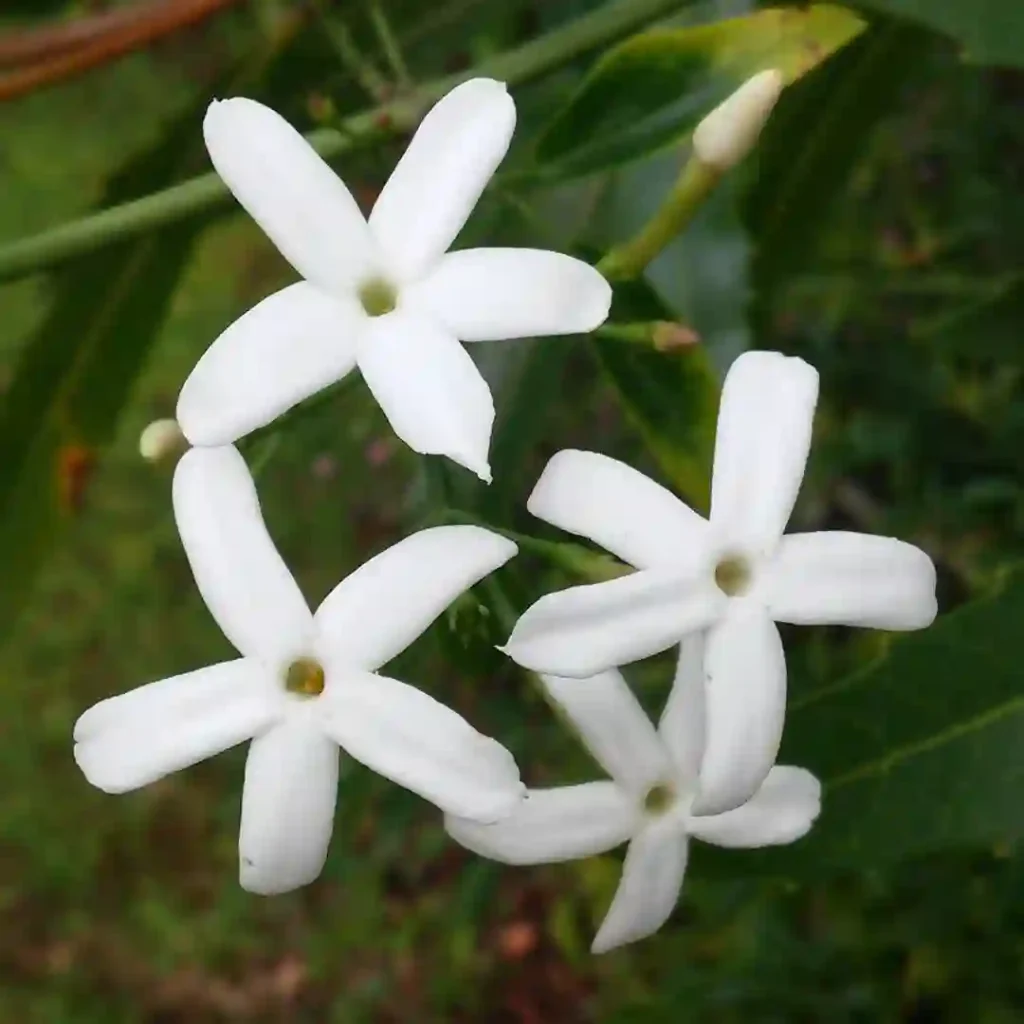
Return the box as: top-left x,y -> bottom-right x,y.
912,274 -> 1024,363
744,20 -> 933,305
593,277 -> 719,512
0,102 -> 208,628
536,4 -> 866,176
781,569 -> 1024,865
854,0 -> 1024,68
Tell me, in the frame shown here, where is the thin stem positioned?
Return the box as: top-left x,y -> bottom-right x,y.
598,157 -> 720,281
0,0 -> 683,283
311,0 -> 390,101
369,0 -> 411,88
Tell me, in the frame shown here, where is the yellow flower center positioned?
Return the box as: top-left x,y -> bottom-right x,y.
714,553 -> 751,597
643,781 -> 676,816
358,277 -> 397,317
284,657 -> 325,698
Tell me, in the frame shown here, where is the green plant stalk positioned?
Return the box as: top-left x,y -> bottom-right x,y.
0,0 -> 684,283
598,156 -> 720,281
369,0 -> 411,88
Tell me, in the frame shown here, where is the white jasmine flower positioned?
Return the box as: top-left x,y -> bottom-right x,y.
447,638 -> 822,953
502,351 -> 937,816
177,79 -> 612,481
74,445 -> 524,894
693,69 -> 784,172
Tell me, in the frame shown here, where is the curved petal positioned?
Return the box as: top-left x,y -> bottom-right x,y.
689,766 -> 821,849
591,820 -> 688,954
692,601 -> 786,817
177,283 -> 362,448
445,782 -> 635,865
321,672 -> 524,821
502,571 -> 723,678
203,98 -> 377,292
358,309 -> 494,481
658,633 -> 707,784
369,79 -> 515,282
542,672 -> 669,795
239,719 -> 340,894
766,532 -> 938,630
173,446 -> 313,663
74,660 -> 278,794
710,351 -> 819,556
527,449 -> 709,570
409,249 -> 611,342
314,525 -> 516,672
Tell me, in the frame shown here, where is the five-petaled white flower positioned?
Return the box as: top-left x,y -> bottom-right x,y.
502,350 -> 938,816
176,79 -> 612,482
447,637 -> 822,953
74,445 -> 524,894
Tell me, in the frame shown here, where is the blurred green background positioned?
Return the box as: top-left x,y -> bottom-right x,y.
1,0 -> 1024,1020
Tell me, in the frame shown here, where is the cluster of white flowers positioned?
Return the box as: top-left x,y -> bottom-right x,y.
83,75 -> 938,953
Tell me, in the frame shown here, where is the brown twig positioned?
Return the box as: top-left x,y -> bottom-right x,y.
0,0 -> 245,103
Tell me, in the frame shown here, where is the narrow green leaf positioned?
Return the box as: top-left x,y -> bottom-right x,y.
744,21 -> 933,304
536,4 -> 865,176
0,103 -> 208,628
854,0 -> 1024,68
913,274 -> 1024,363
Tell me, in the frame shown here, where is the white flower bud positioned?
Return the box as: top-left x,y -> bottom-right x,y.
693,69 -> 784,172
139,418 -> 186,464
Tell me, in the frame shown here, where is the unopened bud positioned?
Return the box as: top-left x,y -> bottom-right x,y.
653,321 -> 701,352
139,418 -> 186,464
693,69 -> 784,172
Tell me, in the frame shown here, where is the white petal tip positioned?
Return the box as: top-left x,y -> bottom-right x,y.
239,868 -> 309,897
590,931 -> 624,955
693,69 -> 784,171
73,745 -> 129,795
454,77 -> 510,100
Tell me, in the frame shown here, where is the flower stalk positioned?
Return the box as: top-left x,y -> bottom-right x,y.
0,0 -> 683,283
597,157 -> 721,282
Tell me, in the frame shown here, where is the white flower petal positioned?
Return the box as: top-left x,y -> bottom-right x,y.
173,446 -> 313,663
74,660 -> 277,793
710,351 -> 819,555
314,525 -> 516,672
445,782 -> 635,864
239,719 -> 340,894
177,283 -> 361,448
591,820 -> 688,954
369,79 -> 515,282
527,449 -> 709,570
503,571 -> 723,678
689,766 -> 821,849
658,633 -> 707,783
203,97 -> 377,292
320,671 -> 523,821
692,601 -> 787,817
408,249 -> 611,342
542,671 -> 669,794
766,531 -> 938,630
358,309 -> 494,480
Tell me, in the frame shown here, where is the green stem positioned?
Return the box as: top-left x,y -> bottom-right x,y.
597,157 -> 720,281
369,0 -> 411,88
0,0 -> 682,283
311,0 -> 390,100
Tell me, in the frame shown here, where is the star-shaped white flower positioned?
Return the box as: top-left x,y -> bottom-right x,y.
502,350 -> 937,816
176,79 -> 612,481
74,445 -> 524,894
447,637 -> 822,953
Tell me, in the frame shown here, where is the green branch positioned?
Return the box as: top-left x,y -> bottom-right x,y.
0,0 -> 683,283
